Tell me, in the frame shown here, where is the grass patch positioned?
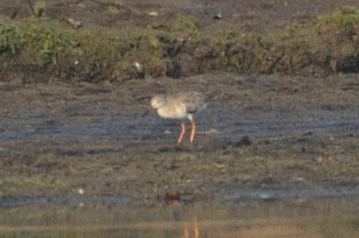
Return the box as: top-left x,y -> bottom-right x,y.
0,6 -> 358,82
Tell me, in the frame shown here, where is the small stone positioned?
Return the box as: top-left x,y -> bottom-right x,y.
259,193 -> 271,200
213,13 -> 222,20
78,188 -> 84,195
148,11 -> 158,17
62,18 -> 82,29
133,61 -> 143,72
234,136 -> 252,147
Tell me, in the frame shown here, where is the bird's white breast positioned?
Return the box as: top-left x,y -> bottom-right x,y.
157,103 -> 188,119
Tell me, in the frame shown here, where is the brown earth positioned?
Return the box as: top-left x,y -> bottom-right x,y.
0,0 -> 358,204
3,0 -> 358,32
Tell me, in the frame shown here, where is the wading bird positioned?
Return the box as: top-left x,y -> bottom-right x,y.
144,91 -> 211,144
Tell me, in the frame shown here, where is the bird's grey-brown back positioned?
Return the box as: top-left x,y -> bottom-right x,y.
172,91 -> 207,113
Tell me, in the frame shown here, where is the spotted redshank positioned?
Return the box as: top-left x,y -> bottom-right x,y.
146,91 -> 210,144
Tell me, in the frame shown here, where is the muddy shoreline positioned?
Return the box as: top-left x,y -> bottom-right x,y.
0,74 -> 358,204
0,0 -> 359,207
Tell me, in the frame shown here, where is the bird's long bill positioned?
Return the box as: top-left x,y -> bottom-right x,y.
141,106 -> 152,117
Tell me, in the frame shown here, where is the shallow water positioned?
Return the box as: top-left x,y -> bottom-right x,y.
0,197 -> 358,238
1,108 -> 358,142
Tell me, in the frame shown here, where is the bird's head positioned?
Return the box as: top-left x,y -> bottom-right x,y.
142,94 -> 166,117
150,94 -> 167,109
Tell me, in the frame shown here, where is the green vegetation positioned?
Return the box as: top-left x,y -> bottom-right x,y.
0,6 -> 358,82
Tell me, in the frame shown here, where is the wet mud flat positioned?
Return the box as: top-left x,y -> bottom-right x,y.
0,74 -> 358,237
0,73 -> 358,202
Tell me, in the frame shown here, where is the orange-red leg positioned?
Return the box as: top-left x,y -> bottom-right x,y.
183,222 -> 199,238
177,122 -> 186,144
194,221 -> 199,238
183,228 -> 189,238
190,119 -> 196,143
